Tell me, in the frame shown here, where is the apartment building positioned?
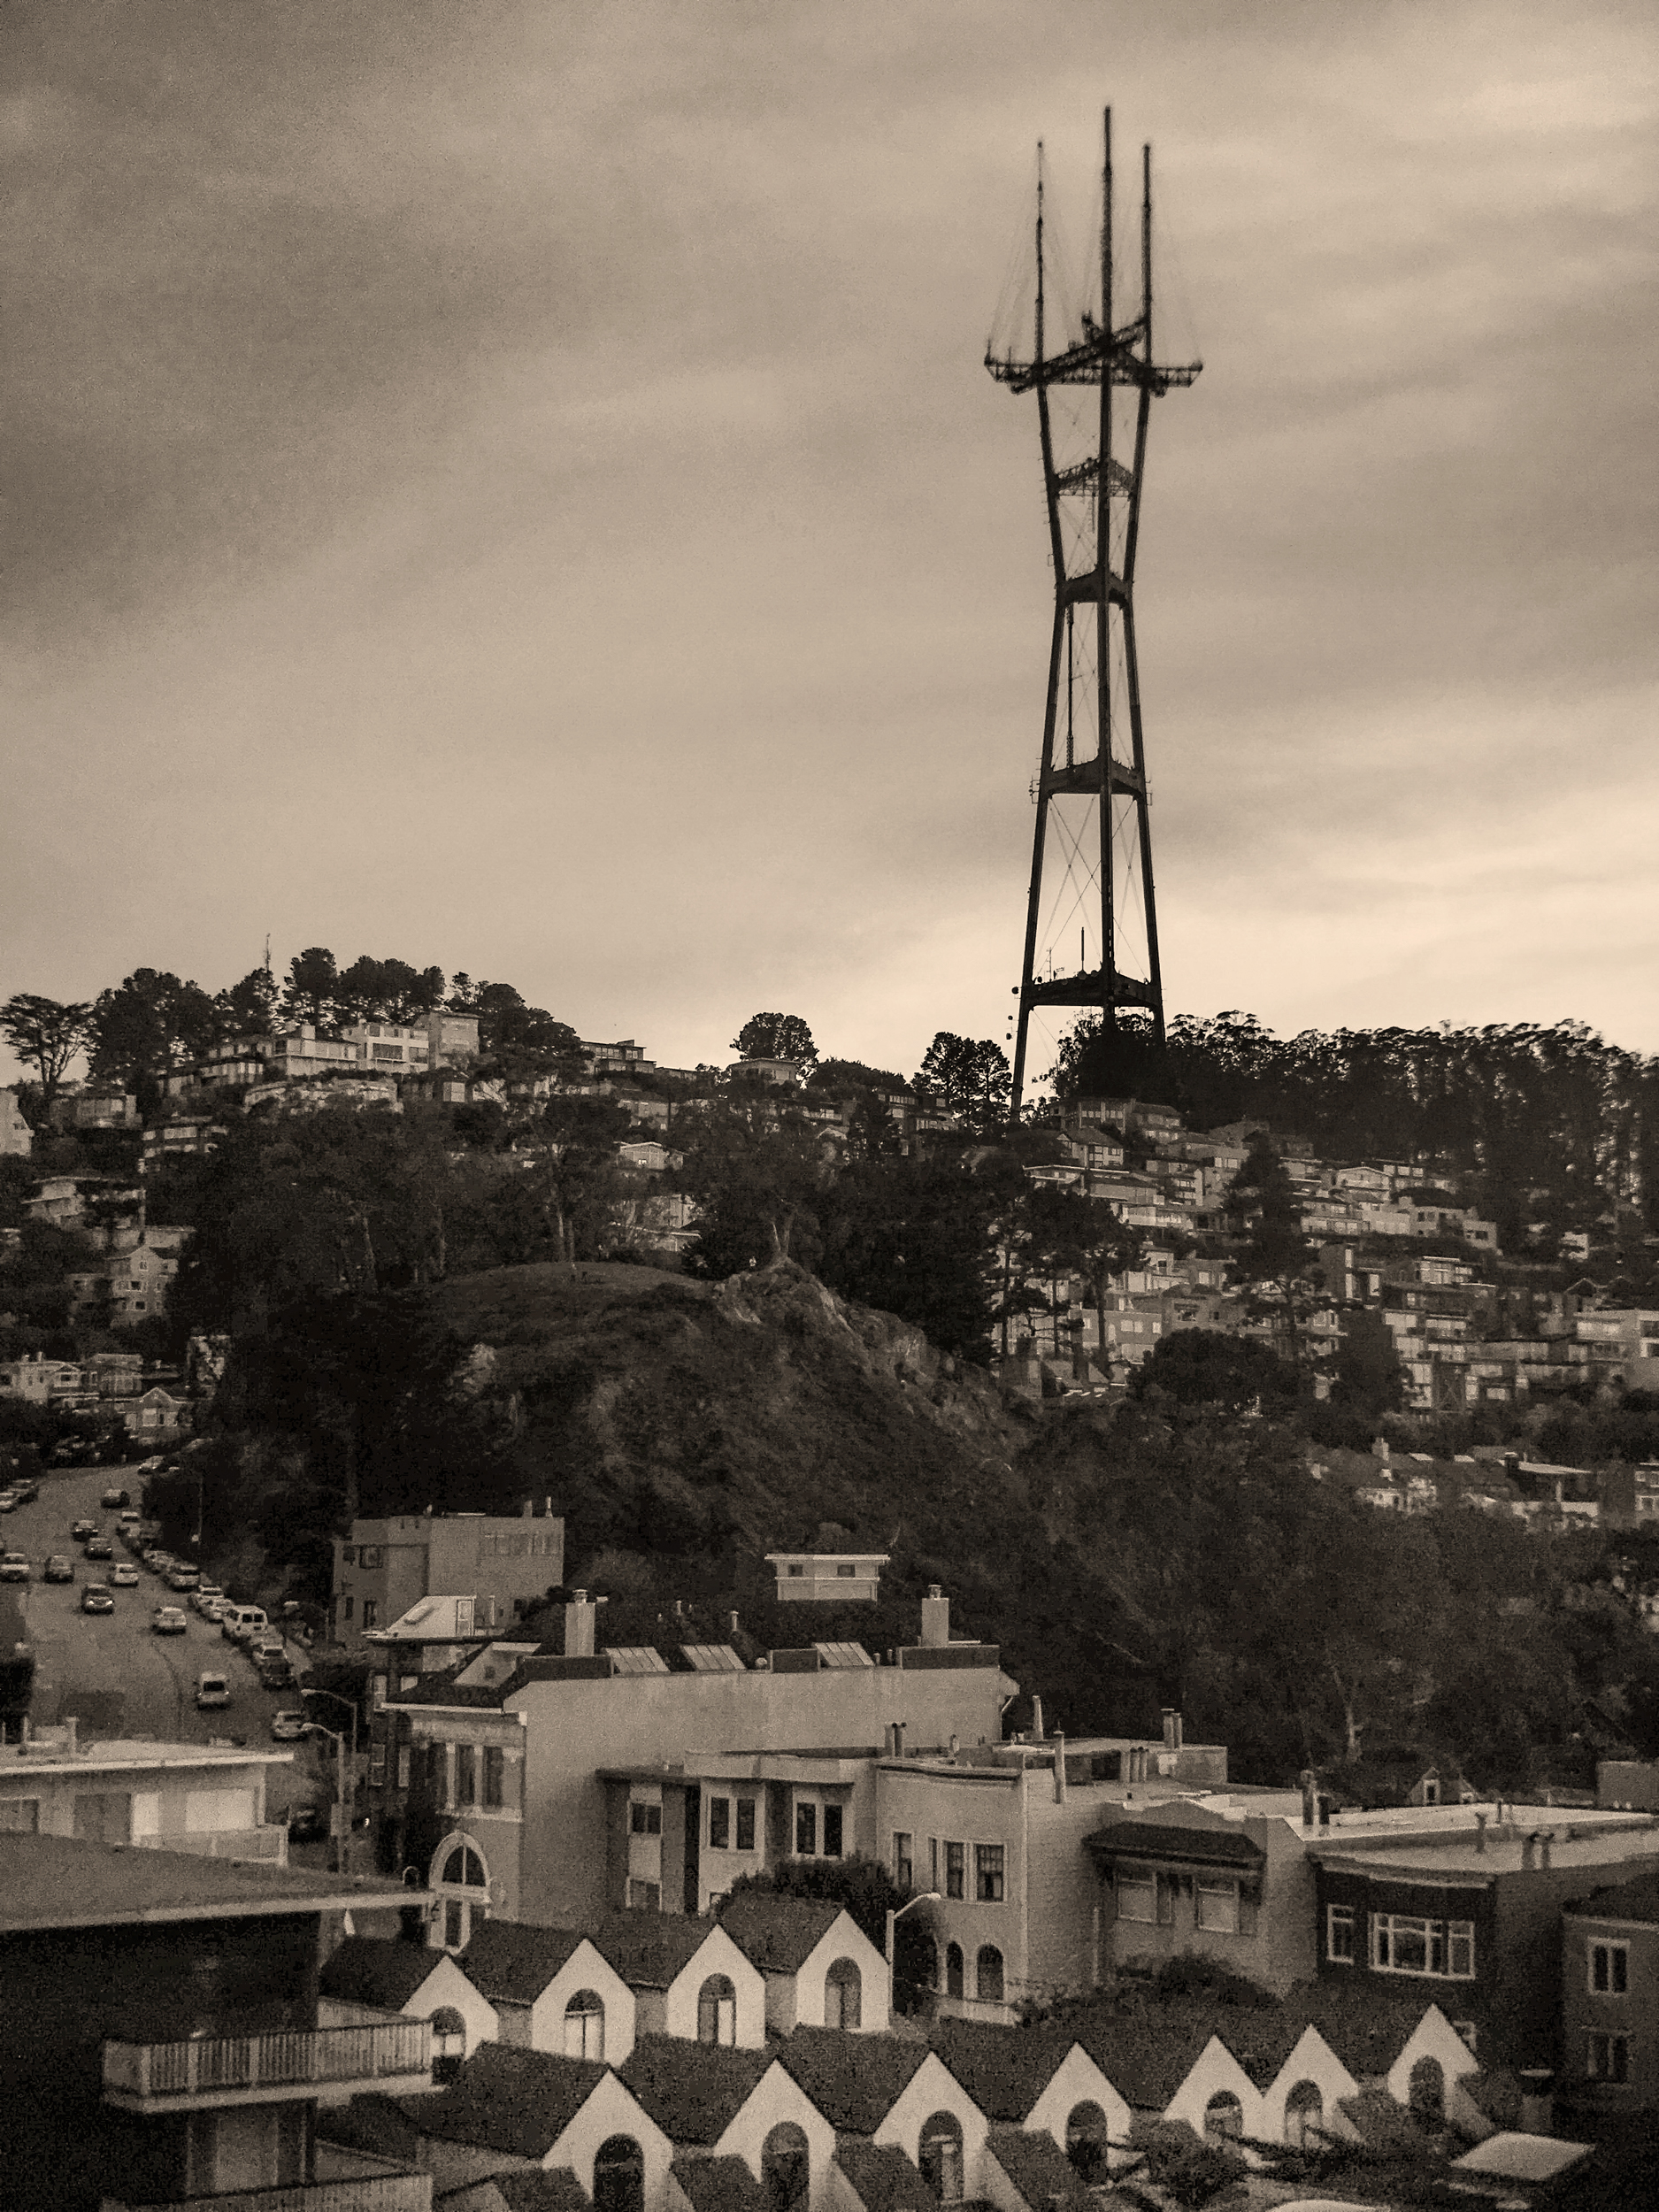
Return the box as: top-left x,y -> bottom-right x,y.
0,1718 -> 290,1864
1561,1872 -> 1659,2111
331,1503 -> 565,1642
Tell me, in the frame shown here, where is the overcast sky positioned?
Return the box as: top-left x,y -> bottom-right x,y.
4,0 -> 1655,1088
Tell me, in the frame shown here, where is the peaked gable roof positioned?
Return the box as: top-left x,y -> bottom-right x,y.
780,2026 -> 934,2135
460,1918 -> 589,2003
320,1934 -> 447,2013
1073,2009 -> 1220,2111
720,1892 -> 846,1973
985,2126 -> 1094,2210
588,1908 -> 732,1989
928,2019 -> 1076,2120
618,2035 -> 772,2146
1083,1819 -> 1264,1871
669,2154 -> 771,2212
412,2044 -> 610,2157
833,2138 -> 940,2211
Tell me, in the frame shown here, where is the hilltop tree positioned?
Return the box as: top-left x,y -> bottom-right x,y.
517,1094 -> 635,1266
281,947 -> 339,1028
333,956 -> 448,1026
215,966 -> 279,1038
88,969 -> 222,1101
0,994 -> 93,1114
471,984 -> 583,1084
732,1013 -> 818,1066
915,1033 -> 1010,1133
680,1094 -> 828,1274
818,1154 -> 1003,1361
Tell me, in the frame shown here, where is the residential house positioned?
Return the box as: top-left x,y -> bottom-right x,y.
0,1719 -> 291,1863
586,1911 -> 766,2047
767,1551 -> 891,1603
319,1933 -> 497,2073
780,2026 -> 987,2204
142,1115 -> 228,1172
718,1894 -> 890,2034
334,1502 -> 565,1641
0,1829 -> 433,2212
122,1384 -> 193,1440
619,2037 -> 838,2211
1560,1871 -> 1659,2112
458,1917 -> 637,2062
927,2020 -> 1130,2178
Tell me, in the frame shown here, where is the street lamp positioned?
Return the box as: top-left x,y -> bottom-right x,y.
303,1722 -> 351,1876
886,1890 -> 941,2021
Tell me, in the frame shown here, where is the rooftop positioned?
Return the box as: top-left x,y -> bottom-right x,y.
779,2025 -> 933,2133
669,2154 -> 770,2212
618,2034 -> 772,2144
319,1935 -> 449,2013
829,2138 -> 939,2210
0,1735 -> 292,1776
1311,1815 -> 1659,1879
407,2043 -> 608,2158
928,2019 -> 1078,2119
1563,1870 -> 1659,1924
0,1832 -> 417,1932
458,1918 -> 590,2002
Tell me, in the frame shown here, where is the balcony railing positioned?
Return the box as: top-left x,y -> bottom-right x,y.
132,1825 -> 288,1864
102,2177 -> 431,2212
104,2020 -> 430,2109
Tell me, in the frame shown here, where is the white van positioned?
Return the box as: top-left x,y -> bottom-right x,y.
219,1604 -> 268,1645
196,1672 -> 231,1709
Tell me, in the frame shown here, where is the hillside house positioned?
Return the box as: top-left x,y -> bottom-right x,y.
0,1721 -> 290,1863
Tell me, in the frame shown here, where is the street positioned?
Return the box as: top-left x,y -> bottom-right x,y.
1,1460 -> 327,1825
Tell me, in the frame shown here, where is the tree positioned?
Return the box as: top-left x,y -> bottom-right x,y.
809,1057 -> 904,1094
732,1013 -> 818,1066
333,956 -> 448,1025
281,947 -> 339,1028
0,995 -> 93,1113
915,1033 -> 1010,1134
679,1095 -> 828,1275
1326,1307 -> 1407,1425
518,1094 -> 634,1266
818,1155 -> 1004,1362
472,984 -> 584,1084
215,966 -> 279,1038
88,969 -> 222,1099
1131,1327 -> 1300,1414
1224,1141 -> 1324,1366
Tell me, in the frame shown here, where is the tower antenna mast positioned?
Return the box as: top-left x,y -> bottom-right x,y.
986,109 -> 1200,1118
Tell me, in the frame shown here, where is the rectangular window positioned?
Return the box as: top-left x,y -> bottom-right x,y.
945,1841 -> 964,1900
975,1844 -> 1005,1902
894,1832 -> 914,1890
342,1595 -> 353,1622
483,1747 -> 504,1809
735,1798 -> 756,1852
836,1563 -> 856,1578
795,1801 -> 818,1855
396,1746 -> 411,1790
1195,1878 -> 1240,1933
368,1745 -> 386,1787
930,1838 -> 939,1893
1327,1905 -> 1356,1963
361,1600 -> 378,1630
342,1547 -> 357,1565
0,1798 -> 40,1833
1371,1913 -> 1476,1979
456,1746 -> 476,1807
709,1796 -> 731,1850
1590,1941 -> 1630,1995
1586,2032 -> 1630,2084
359,1547 -> 383,1570
630,1801 -> 663,1836
787,1563 -> 804,1577
1116,1870 -> 1156,1924
823,1804 -> 843,1858
627,1878 -> 661,1910
371,1676 -> 387,1709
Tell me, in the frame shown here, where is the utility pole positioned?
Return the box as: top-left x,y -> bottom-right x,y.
986,111 -> 1201,1118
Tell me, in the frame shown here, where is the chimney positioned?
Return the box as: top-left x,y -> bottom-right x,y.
1474,1811 -> 1488,1854
1161,1709 -> 1179,1755
521,1497 -> 534,1519
543,1495 -> 552,1517
565,1589 -> 602,1658
1300,1770 -> 1317,1831
1031,1694 -> 1045,1743
1518,2069 -> 1555,2136
920,1585 -> 949,1647
1522,1831 -> 1537,1870
894,1721 -> 906,1758
949,1734 -> 959,1759
1540,1830 -> 1553,1870
1054,1732 -> 1067,1803
729,1611 -> 740,1637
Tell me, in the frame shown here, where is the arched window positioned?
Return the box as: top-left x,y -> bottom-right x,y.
697,1972 -> 736,2045
762,2120 -> 810,2212
945,1942 -> 964,1999
918,2111 -> 964,2203
1203,2091 -> 1243,2142
565,1988 -> 605,2061
1409,2055 -> 1445,2126
592,2135 -> 644,2212
1065,2101 -> 1108,2180
429,1834 -> 490,1952
1284,2079 -> 1323,2149
975,1945 -> 1004,2003
429,2004 -> 466,2085
826,1957 -> 862,2031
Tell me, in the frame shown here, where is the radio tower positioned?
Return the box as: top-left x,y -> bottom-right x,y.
986,111 -> 1201,1116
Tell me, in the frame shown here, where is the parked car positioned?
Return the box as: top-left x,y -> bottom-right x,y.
0,1554 -> 30,1583
109,1563 -> 140,1587
165,1565 -> 201,1592
86,1536 -> 114,1562
221,1606 -> 269,1645
151,1605 -> 188,1635
101,1486 -> 130,1509
287,1804 -> 328,1843
195,1672 -> 231,1709
118,1507 -> 142,1526
13,1479 -> 40,1504
42,1555 -> 73,1584
194,1589 -> 227,1619
257,1658 -> 296,1691
270,1709 -> 308,1741
0,1492 -> 18,1513
81,1585 -> 114,1616
71,1519 -> 97,1541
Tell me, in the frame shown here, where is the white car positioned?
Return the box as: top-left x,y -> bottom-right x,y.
0,1554 -> 29,1583
110,1563 -> 140,1588
270,1709 -> 308,1741
151,1605 -> 188,1636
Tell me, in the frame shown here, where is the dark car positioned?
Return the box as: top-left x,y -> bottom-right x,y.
81,1585 -> 114,1615
71,1519 -> 98,1541
42,1555 -> 74,1583
287,1805 -> 329,1845
13,1481 -> 39,1504
101,1486 -> 130,1509
85,1536 -> 114,1562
